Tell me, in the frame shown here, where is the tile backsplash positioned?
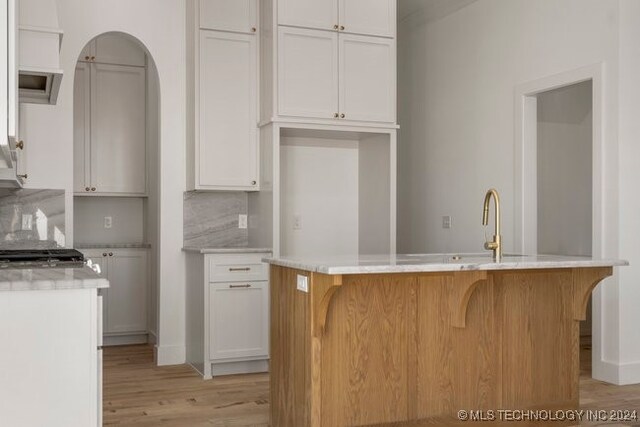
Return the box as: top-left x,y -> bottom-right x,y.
0,189 -> 65,249
183,192 -> 248,248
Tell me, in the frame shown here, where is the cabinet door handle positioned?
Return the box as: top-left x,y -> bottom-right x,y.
251,27 -> 256,32
91,187 -> 97,191
251,180 -> 257,185
340,25 -> 345,31
340,113 -> 345,119
85,187 -> 90,192
229,284 -> 252,289
91,56 -> 96,61
85,56 -> 90,61
334,112 -> 339,118
333,24 -> 339,30
102,253 -> 107,257
229,267 -> 251,272
109,252 -> 113,257
16,140 -> 24,150
18,174 -> 27,179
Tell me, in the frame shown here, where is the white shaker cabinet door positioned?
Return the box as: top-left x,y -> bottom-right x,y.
339,0 -> 396,38
199,0 -> 258,33
277,27 -> 339,120
90,63 -> 147,195
105,250 -> 148,334
199,30 -> 258,189
209,281 -> 269,360
278,0 -> 337,31
73,63 -> 91,194
339,34 -> 395,123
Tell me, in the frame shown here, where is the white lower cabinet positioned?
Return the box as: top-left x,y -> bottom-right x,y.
186,251 -> 271,379
82,248 -> 148,344
209,281 -> 269,360
0,289 -> 103,427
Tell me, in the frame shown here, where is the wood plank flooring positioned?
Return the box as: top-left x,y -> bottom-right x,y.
103,343 -> 640,426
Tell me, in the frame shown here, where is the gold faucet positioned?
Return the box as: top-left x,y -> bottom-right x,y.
482,188 -> 502,262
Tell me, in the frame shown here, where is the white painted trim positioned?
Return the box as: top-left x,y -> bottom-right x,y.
155,344 -> 186,366
148,330 -> 158,345
593,359 -> 640,386
514,62 -> 607,380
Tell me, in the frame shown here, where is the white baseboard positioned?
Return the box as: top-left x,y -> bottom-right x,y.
104,333 -> 148,347
592,359 -> 640,385
155,344 -> 186,366
210,359 -> 269,377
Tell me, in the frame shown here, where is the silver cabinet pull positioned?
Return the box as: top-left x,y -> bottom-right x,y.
229,284 -> 252,289
229,267 -> 251,272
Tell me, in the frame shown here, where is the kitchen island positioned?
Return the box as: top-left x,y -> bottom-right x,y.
265,254 -> 627,426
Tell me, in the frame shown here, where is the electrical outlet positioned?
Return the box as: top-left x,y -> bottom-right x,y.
104,216 -> 113,229
238,214 -> 248,229
442,216 -> 452,229
297,274 -> 309,293
293,214 -> 303,230
21,214 -> 33,231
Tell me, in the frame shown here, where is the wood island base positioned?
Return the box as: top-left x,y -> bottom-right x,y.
269,265 -> 612,426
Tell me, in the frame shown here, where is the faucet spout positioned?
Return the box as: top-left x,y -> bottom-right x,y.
482,188 -> 502,261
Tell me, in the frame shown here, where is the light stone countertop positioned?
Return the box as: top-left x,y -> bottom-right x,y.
75,243 -> 151,249
182,247 -> 272,254
0,266 -> 109,291
263,253 -> 628,275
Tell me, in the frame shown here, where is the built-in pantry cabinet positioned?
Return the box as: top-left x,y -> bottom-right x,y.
74,56 -> 147,196
187,0 -> 260,191
83,248 -> 149,345
80,35 -> 146,67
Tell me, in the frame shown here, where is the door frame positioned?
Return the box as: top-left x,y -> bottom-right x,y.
514,63 -> 604,257
514,63 -> 605,377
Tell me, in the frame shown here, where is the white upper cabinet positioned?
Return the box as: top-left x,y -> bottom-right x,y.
339,34 -> 396,123
277,0 -> 395,37
73,63 -> 90,193
278,0 -> 337,31
74,60 -> 147,196
200,0 -> 258,34
80,35 -> 146,67
339,0 -> 396,37
90,63 -> 146,195
198,30 -> 258,189
277,27 -> 339,119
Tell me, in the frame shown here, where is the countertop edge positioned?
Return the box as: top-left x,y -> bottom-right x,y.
182,247 -> 273,254
263,258 -> 629,275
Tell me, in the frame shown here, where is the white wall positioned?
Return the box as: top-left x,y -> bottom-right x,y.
20,0 -> 186,365
74,197 -> 145,245
537,81 -> 592,257
615,0 -> 640,385
398,0 -> 639,384
280,137 -> 359,257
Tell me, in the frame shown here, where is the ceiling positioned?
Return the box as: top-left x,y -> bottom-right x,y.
399,0 -> 478,22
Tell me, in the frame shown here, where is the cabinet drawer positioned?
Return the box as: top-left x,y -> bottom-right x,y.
208,255 -> 269,283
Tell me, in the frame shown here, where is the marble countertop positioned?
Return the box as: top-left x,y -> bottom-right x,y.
75,243 -> 151,249
0,266 -> 109,291
182,247 -> 272,254
263,253 -> 628,275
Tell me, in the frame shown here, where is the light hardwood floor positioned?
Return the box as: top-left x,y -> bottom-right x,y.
103,344 -> 640,426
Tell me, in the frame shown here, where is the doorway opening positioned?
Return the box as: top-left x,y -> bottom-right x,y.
536,81 -> 593,370
72,32 -> 160,351
515,64 -> 603,379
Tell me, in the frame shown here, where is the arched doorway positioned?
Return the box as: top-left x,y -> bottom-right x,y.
72,32 -> 161,352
